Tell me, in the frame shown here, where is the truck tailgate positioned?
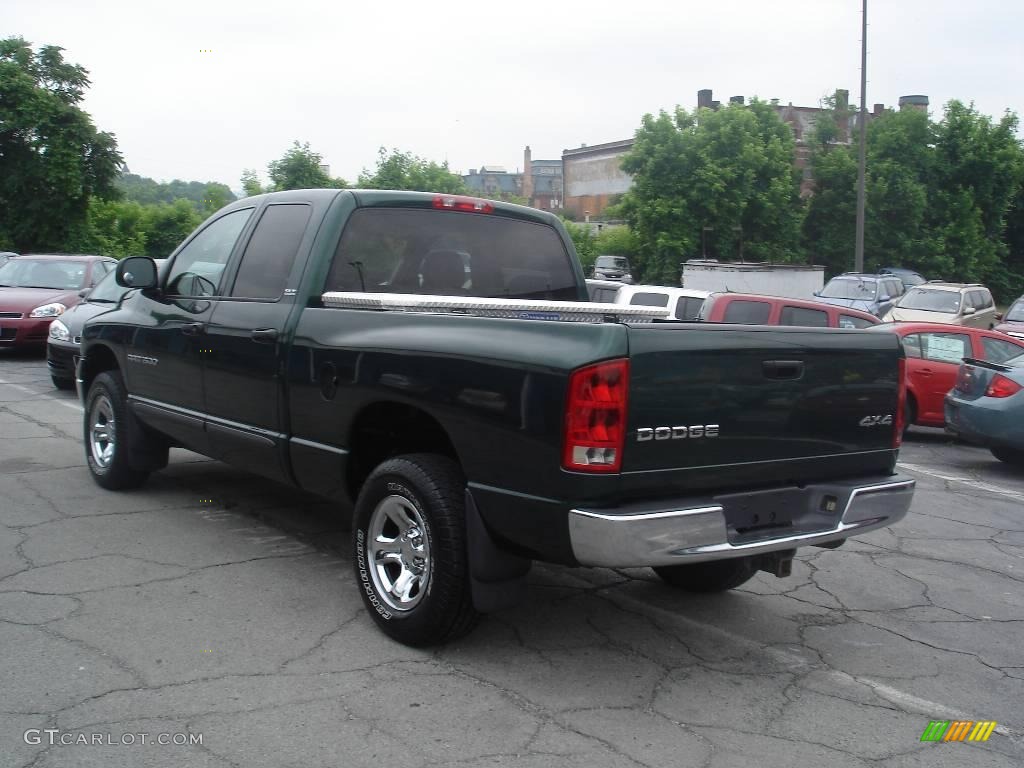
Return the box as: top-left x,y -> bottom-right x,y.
623,323 -> 900,489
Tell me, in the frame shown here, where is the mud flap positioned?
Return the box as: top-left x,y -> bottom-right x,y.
465,490 -> 531,612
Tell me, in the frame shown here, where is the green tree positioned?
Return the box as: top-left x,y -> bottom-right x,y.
67,199 -> 148,258
240,169 -> 265,197
117,173 -> 235,211
0,37 -> 123,251
562,220 -> 598,272
267,141 -> 347,191
358,147 -> 467,193
620,100 -> 803,283
928,102 -> 1024,286
141,199 -> 202,258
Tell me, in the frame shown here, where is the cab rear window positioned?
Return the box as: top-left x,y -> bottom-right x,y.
325,208 -> 579,301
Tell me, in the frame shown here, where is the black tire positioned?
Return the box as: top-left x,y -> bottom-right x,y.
83,371 -> 150,490
51,375 -> 75,391
653,556 -> 760,593
991,447 -> 1024,467
352,453 -> 479,646
903,395 -> 916,437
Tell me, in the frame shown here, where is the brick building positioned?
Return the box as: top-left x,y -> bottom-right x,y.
463,147 -> 563,211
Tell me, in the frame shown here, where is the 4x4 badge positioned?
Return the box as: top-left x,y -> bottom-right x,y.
859,414 -> 893,426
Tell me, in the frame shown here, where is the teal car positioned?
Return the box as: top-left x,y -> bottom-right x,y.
946,353 -> 1024,466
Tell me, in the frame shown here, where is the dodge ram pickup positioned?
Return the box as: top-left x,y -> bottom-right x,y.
77,189 -> 915,646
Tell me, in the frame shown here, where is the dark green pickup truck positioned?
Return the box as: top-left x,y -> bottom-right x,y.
77,189 -> 915,645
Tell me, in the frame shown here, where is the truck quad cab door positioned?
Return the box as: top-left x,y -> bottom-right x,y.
202,202 -> 313,482
125,207 -> 255,453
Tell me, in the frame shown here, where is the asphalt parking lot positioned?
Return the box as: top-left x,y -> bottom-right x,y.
1,351 -> 1022,768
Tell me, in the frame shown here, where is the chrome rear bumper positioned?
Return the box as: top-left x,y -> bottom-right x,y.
568,475 -> 914,568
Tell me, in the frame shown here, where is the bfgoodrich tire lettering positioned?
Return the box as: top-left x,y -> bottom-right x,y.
84,371 -> 149,490
352,454 -> 479,646
653,556 -> 760,592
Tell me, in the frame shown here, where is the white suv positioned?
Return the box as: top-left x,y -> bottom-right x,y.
883,283 -> 997,328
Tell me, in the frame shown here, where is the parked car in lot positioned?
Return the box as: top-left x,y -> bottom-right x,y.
879,267 -> 927,290
946,354 -> 1024,466
883,282 -> 997,328
77,189 -> 914,646
591,254 -> 633,283
867,322 -> 1024,429
814,273 -> 905,317
993,296 -> 1024,340
0,254 -> 117,349
614,284 -> 709,321
47,260 -> 165,389
699,292 -> 880,328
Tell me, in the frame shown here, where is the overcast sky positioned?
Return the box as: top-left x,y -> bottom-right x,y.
6,0 -> 1022,191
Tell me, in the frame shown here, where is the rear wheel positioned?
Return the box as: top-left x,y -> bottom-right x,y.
352,453 -> 479,646
653,556 -> 760,593
991,447 -> 1024,467
51,375 -> 75,391
84,372 -> 150,490
904,395 -> 917,436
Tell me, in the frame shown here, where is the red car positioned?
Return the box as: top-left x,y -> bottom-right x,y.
0,254 -> 117,349
699,292 -> 880,329
868,322 -> 1024,428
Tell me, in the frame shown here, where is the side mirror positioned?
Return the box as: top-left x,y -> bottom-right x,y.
812,291 -> 820,297
116,256 -> 158,290
962,306 -> 976,315
995,313 -> 1003,321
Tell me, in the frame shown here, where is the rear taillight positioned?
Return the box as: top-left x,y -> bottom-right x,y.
433,195 -> 494,214
562,359 -> 629,473
893,356 -> 906,448
985,374 -> 1022,398
955,364 -> 975,393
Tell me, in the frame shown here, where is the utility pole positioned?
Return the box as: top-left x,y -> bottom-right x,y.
854,0 -> 868,273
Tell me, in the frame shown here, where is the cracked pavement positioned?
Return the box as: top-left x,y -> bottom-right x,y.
1,352 -> 1022,767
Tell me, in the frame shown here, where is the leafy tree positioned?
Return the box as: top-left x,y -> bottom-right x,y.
562,220 -> 598,271
0,37 -> 123,251
141,199 -> 202,258
117,173 -> 235,212
240,169 -> 265,197
619,100 -> 803,283
267,141 -> 347,191
358,147 -> 467,194
66,199 -> 147,258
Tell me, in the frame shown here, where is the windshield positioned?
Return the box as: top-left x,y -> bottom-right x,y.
0,259 -> 89,290
1005,300 -> 1024,323
84,269 -> 128,303
897,288 -> 961,313
596,256 -> 629,269
820,278 -> 877,300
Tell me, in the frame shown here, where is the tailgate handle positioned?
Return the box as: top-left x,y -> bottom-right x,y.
762,360 -> 804,380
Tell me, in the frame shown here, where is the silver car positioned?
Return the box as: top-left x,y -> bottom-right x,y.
946,353 -> 1024,466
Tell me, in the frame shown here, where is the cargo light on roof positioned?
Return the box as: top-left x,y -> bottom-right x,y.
433,195 -> 494,214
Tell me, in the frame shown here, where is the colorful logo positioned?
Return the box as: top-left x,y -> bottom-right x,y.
920,720 -> 997,743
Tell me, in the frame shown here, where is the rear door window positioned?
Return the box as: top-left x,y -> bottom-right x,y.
629,291 -> 669,307
982,336 -> 1024,364
722,300 -> 772,324
325,208 -> 578,301
779,305 -> 829,327
230,204 -> 311,300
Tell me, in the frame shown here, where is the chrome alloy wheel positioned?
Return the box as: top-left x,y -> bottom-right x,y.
89,394 -> 116,468
367,495 -> 432,611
